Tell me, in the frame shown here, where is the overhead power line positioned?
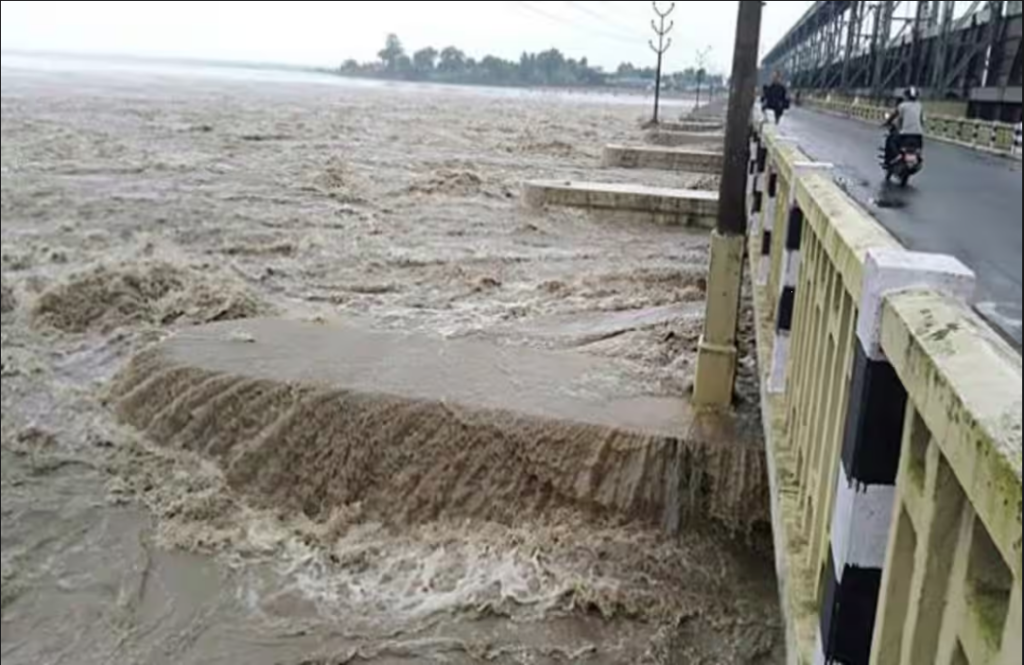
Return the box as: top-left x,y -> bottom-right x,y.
560,1 -> 649,42
506,0 -> 643,46
595,0 -> 640,18
562,1 -> 634,31
568,1 -> 651,36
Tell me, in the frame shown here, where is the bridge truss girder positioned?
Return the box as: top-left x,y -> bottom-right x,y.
762,1 -> 1023,122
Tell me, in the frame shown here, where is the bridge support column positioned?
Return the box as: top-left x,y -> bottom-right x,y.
817,249 -> 975,665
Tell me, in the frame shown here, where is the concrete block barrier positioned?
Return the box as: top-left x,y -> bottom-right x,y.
654,120 -> 725,133
602,145 -> 723,174
523,180 -> 718,228
645,130 -> 725,149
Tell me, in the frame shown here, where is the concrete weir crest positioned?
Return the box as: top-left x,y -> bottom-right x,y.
111,319 -> 772,538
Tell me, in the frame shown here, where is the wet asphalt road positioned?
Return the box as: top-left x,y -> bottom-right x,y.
778,108 -> 1022,347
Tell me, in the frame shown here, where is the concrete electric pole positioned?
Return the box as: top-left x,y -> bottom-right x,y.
693,0 -> 763,407
649,1 -> 676,124
695,46 -> 712,109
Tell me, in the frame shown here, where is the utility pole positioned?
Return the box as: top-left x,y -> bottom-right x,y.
649,1 -> 676,124
718,0 -> 762,237
693,0 -> 763,407
695,46 -> 713,109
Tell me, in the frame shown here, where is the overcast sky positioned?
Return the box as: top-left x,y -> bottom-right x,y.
1,1 -> 814,73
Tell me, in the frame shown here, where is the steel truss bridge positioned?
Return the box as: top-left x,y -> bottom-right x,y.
762,1 -> 1023,122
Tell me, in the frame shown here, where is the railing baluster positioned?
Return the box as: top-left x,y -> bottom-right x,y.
900,441 -> 967,663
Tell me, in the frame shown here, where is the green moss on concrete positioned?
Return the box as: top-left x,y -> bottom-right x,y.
882,290 -> 1022,579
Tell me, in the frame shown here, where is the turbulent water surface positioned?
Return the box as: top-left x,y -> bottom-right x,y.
1,56 -> 780,664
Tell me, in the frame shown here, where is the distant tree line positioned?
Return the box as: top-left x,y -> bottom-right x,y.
339,34 -> 725,92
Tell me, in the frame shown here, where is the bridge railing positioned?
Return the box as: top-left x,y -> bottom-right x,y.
748,122 -> 1021,665
800,96 -> 1022,159
871,290 -> 1022,665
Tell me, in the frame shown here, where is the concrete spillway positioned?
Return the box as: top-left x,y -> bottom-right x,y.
110,319 -> 770,535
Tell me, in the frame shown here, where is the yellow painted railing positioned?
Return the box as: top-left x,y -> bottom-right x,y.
872,291 -> 1022,665
764,135 -> 807,317
802,97 -> 1021,158
749,122 -> 1022,665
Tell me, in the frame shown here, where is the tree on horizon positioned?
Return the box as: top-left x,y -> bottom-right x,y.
347,35 -> 724,91
378,34 -> 405,73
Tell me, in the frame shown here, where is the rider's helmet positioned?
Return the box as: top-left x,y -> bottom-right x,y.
905,87 -> 920,101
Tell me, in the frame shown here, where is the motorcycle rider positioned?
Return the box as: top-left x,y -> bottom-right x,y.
884,87 -> 925,165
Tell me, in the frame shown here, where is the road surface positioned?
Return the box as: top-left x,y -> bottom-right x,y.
778,108 -> 1022,347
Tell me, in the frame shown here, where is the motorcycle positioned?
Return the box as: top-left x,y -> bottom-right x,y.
880,124 -> 923,187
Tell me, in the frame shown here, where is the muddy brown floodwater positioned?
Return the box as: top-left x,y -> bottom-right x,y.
1,58 -> 781,664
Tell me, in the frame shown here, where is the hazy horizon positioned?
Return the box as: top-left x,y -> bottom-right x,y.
1,1 -> 814,75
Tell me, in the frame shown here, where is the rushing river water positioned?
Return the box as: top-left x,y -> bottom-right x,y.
1,54 -> 782,664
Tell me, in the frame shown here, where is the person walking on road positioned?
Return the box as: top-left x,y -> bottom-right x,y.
762,72 -> 790,125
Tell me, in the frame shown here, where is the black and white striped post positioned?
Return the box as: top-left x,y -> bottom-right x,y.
767,161 -> 832,395
749,139 -> 768,233
757,161 -> 779,287
758,135 -> 798,288
1013,123 -> 1022,158
816,249 -> 976,665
